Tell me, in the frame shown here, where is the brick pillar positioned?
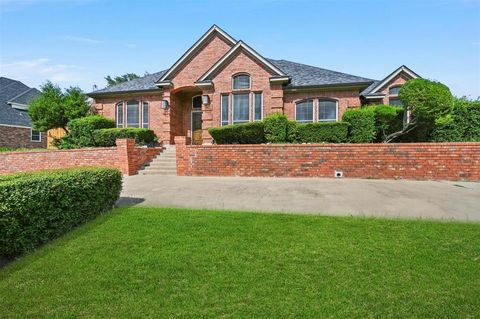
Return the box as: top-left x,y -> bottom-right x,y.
201,89 -> 214,145
174,136 -> 189,176
116,138 -> 136,175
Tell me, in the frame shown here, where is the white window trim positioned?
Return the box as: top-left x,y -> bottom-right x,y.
142,102 -> 149,128
295,99 -> 314,124
232,93 -> 250,125
253,92 -> 263,121
30,129 -> 41,142
220,94 -> 229,126
232,73 -> 251,91
116,102 -> 124,128
317,99 -> 339,122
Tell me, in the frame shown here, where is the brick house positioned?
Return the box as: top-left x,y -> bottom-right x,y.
0,77 -> 46,149
89,25 -> 420,145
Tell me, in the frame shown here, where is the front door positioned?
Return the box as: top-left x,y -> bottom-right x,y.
191,111 -> 203,145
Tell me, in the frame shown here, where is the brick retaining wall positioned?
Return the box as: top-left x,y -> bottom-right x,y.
175,137 -> 480,181
0,139 -> 161,175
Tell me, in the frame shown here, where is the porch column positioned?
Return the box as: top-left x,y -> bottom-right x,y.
201,88 -> 214,144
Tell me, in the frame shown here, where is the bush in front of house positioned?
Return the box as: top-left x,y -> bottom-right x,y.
56,115 -> 116,149
93,128 -> 158,147
296,122 -> 349,143
209,122 -> 265,144
373,105 -> 404,142
0,167 -> 122,257
342,107 -> 376,143
263,113 -> 297,143
432,98 -> 480,142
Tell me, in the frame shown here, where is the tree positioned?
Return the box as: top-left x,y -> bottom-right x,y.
384,79 -> 454,142
28,81 -> 90,133
105,73 -> 140,86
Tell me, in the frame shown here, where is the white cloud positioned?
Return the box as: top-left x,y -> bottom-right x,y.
0,58 -> 94,90
58,35 -> 103,44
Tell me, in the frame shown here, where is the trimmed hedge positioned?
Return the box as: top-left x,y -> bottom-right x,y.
264,113 -> 297,143
296,122 -> 349,143
373,105 -> 404,142
0,168 -> 122,257
208,122 -> 265,144
342,107 -> 376,143
93,128 -> 157,146
59,115 -> 116,148
433,98 -> 480,142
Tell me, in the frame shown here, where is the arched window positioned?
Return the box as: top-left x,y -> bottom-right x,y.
318,99 -> 338,122
389,86 -> 401,96
295,100 -> 314,123
115,100 -> 149,128
232,74 -> 250,90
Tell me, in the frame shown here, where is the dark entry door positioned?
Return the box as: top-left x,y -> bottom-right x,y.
191,111 -> 203,145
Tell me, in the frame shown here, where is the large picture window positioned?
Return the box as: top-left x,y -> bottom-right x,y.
389,86 -> 401,96
233,93 -> 250,124
116,100 -> 149,128
318,100 -> 337,122
295,100 -> 314,123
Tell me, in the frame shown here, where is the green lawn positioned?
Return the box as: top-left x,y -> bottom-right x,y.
1,208 -> 479,318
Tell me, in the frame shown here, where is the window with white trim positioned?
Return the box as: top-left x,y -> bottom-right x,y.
295,100 -> 314,123
116,100 -> 149,128
221,94 -> 229,126
389,98 -> 403,106
318,100 -> 337,122
254,92 -> 262,121
192,95 -> 202,109
232,74 -> 250,90
233,93 -> 250,124
31,129 -> 41,142
116,102 -> 123,128
142,102 -> 149,128
389,86 -> 401,96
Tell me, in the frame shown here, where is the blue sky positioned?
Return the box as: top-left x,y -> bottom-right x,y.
1,0 -> 479,97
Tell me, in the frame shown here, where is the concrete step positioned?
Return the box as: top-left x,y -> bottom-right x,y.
142,170 -> 177,175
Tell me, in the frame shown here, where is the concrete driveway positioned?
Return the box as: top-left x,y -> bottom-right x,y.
119,175 -> 480,221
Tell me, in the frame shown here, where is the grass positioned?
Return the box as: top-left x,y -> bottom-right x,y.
0,207 -> 479,318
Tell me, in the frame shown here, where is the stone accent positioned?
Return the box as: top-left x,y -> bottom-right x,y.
0,139 -> 161,176
175,139 -> 480,182
0,125 -> 47,149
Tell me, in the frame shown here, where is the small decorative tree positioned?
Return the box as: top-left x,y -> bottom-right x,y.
28,82 -> 91,133
384,79 -> 454,142
105,73 -> 140,86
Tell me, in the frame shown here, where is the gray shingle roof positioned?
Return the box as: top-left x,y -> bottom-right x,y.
360,80 -> 384,96
0,77 -> 39,127
267,59 -> 375,88
89,59 -> 376,96
89,70 -> 167,95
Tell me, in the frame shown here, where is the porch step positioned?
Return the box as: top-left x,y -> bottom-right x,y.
140,145 -> 177,176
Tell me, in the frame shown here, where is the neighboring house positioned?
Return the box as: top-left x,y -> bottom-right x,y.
0,77 -> 46,149
89,25 -> 420,145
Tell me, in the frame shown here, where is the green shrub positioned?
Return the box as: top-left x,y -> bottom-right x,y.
373,105 -> 404,142
296,122 -> 349,143
342,107 -> 376,143
0,147 -> 12,152
209,122 -> 265,144
286,120 -> 298,143
0,167 -> 122,257
93,128 -> 157,147
59,115 -> 116,149
432,98 -> 480,142
263,113 -> 298,143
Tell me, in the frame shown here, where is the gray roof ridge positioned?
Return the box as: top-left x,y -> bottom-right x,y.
7,87 -> 38,104
268,58 -> 375,82
89,69 -> 168,94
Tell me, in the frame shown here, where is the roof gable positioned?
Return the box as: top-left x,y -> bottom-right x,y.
156,25 -> 236,84
0,77 -> 36,127
363,65 -> 420,96
196,41 -> 287,84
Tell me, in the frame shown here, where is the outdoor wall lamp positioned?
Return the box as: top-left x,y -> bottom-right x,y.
202,95 -> 210,105
161,100 -> 170,110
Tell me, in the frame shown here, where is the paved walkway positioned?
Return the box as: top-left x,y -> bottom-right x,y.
119,175 -> 480,221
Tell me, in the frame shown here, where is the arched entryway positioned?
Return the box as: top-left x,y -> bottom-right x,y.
169,87 -> 203,145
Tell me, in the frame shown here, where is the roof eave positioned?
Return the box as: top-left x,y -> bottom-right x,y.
284,82 -> 373,92
88,88 -> 164,98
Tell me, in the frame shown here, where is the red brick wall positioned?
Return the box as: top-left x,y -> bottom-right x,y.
175,141 -> 480,181
0,139 -> 161,176
0,125 -> 47,149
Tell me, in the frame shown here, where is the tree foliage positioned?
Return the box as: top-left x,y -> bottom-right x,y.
105,73 -> 140,86
385,79 -> 454,142
28,82 -> 90,132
